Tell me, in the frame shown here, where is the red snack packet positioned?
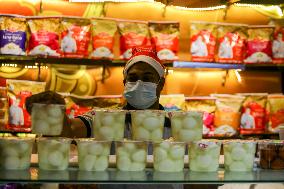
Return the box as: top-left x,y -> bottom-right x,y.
244,25 -> 274,63
27,17 -> 60,57
267,95 -> 284,133
118,20 -> 150,60
149,21 -> 179,61
237,93 -> 267,134
272,25 -> 284,63
190,21 -> 217,62
90,18 -> 117,59
6,80 -> 46,132
60,17 -> 91,58
216,23 -> 248,64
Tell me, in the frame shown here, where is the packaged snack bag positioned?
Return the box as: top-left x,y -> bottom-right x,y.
0,15 -> 27,55
65,95 -> 123,119
184,96 -> 216,137
149,21 -> 179,61
237,93 -> 267,135
6,80 -> 46,132
90,18 -> 117,59
0,87 -> 8,130
190,21 -> 217,62
159,94 -> 185,111
267,95 -> 284,133
60,17 -> 91,58
272,25 -> 284,63
65,95 -> 93,119
244,25 -> 274,63
118,20 -> 150,60
27,17 -> 60,57
212,94 -> 245,137
216,23 -> 248,63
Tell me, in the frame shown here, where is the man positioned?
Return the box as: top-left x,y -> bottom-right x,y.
26,46 -> 181,189
58,46 -> 169,139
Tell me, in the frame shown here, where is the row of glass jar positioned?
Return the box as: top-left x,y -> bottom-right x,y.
32,104 -> 203,142
0,137 -> 283,171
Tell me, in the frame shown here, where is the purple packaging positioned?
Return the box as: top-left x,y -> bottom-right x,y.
0,15 -> 27,55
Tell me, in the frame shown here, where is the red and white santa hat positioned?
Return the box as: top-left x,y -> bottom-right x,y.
123,46 -> 165,78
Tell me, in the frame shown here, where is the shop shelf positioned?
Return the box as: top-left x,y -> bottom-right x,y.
0,166 -> 284,184
1,55 -> 284,70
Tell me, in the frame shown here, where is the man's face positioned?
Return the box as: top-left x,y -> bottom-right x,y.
124,61 -> 165,97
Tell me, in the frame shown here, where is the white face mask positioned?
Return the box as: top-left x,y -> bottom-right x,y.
123,80 -> 158,110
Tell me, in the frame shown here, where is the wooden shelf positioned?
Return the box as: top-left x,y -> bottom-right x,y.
1,55 -> 284,71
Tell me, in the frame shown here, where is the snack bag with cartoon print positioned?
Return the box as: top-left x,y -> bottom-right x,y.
244,26 -> 274,63
90,18 -> 117,59
0,15 -> 27,55
216,23 -> 247,63
159,94 -> 185,111
60,17 -> 91,58
149,21 -> 179,61
118,20 -> 150,60
267,95 -> 284,133
184,97 -> 216,137
190,21 -> 217,62
237,93 -> 267,134
27,17 -> 60,57
0,87 -> 8,131
212,94 -> 245,137
6,80 -> 46,132
272,24 -> 284,63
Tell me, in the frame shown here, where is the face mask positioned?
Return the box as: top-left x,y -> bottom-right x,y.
123,80 -> 158,110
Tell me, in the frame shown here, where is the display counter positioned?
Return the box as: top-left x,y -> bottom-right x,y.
0,155 -> 283,184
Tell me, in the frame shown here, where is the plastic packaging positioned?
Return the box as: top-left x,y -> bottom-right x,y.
37,137 -> 71,170
6,79 -> 46,132
216,23 -> 247,63
60,17 -> 91,58
31,103 -> 65,136
190,21 -> 217,62
237,93 -> 267,135
153,140 -> 185,172
169,111 -> 203,142
118,20 -> 150,60
92,109 -> 126,140
149,21 -> 179,61
212,94 -> 245,137
90,18 -> 117,59
0,137 -> 34,170
244,25 -> 274,63
116,140 -> 147,171
131,110 -> 165,141
184,97 -> 216,137
27,17 -> 60,57
223,140 -> 256,172
259,140 -> 284,169
0,15 -> 27,55
76,139 -> 111,171
188,140 -> 221,172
